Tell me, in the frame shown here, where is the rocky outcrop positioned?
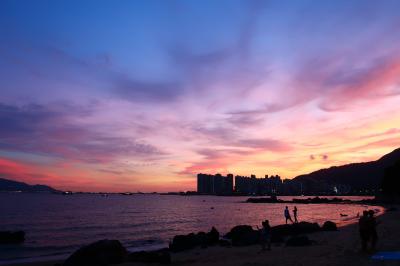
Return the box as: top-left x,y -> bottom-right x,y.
246,196 -> 349,204
246,196 -> 281,203
0,231 -> 25,244
225,222 -> 322,246
63,239 -> 127,266
127,248 -> 171,264
224,225 -> 259,246
272,222 -> 320,236
322,221 -> 337,231
169,227 -> 220,252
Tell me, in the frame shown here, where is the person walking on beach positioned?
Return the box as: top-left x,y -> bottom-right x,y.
293,206 -> 298,223
284,206 -> 293,224
258,220 -> 271,252
358,211 -> 370,252
368,210 -> 379,251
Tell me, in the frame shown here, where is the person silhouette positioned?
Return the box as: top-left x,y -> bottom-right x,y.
368,210 -> 379,251
293,206 -> 298,223
358,211 -> 369,252
284,206 -> 293,224
258,220 -> 271,252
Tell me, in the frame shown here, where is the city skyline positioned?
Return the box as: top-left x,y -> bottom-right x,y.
1,0 -> 400,192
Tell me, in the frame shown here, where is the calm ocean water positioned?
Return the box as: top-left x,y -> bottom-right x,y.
0,193 -> 382,264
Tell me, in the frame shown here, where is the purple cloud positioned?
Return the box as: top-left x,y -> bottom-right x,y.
0,103 -> 166,163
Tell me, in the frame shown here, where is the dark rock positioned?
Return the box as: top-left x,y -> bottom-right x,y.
246,197 -> 281,203
286,236 -> 313,246
63,239 -> 127,266
218,239 -> 231,247
322,221 -> 337,231
208,227 -> 219,244
224,225 -> 259,246
169,233 -> 198,252
127,248 -> 171,264
272,222 -> 320,236
169,227 -> 220,252
292,197 -> 344,204
0,231 -> 25,244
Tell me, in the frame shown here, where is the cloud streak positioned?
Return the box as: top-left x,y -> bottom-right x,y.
0,103 -> 166,163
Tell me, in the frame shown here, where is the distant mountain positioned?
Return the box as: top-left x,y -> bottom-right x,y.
290,148 -> 400,193
0,178 -> 59,193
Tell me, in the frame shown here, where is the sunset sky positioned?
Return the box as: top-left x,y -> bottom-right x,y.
1,0 -> 400,192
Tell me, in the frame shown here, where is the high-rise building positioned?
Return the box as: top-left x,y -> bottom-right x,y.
197,173 -> 233,195
234,174 -> 282,195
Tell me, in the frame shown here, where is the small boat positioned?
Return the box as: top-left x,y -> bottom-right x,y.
340,213 -> 348,217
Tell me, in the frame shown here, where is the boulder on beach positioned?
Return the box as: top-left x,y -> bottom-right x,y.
0,231 -> 25,244
169,233 -> 198,252
127,248 -> 171,264
208,227 -> 220,243
286,235 -> 314,246
272,222 -> 320,236
169,227 -> 220,252
224,225 -> 259,246
218,239 -> 231,247
63,239 -> 127,266
322,221 -> 337,231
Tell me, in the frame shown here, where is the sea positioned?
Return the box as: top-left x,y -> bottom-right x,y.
0,193 -> 383,264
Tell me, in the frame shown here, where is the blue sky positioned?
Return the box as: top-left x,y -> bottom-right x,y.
1,0 -> 400,191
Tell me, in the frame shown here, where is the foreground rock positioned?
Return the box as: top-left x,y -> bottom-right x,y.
322,221 -> 337,231
63,239 -> 127,266
224,225 -> 259,246
272,222 -> 320,239
169,227 -> 220,252
0,231 -> 25,244
225,222 -> 323,246
127,248 -> 171,264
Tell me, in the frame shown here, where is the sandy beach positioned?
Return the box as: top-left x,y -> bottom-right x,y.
5,205 -> 399,266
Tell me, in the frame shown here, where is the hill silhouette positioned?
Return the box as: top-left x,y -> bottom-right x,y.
289,148 -> 400,193
0,178 -> 59,193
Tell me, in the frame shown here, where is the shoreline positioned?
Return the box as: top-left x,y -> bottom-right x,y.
1,204 -> 395,266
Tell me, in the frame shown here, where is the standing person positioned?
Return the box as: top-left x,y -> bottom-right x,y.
284,206 -> 293,224
258,220 -> 271,252
358,211 -> 370,252
293,206 -> 298,223
368,210 -> 379,251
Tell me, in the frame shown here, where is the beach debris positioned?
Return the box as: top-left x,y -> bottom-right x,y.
340,213 -> 348,217
63,239 -> 127,266
0,231 -> 25,244
371,251 -> 400,260
286,235 -> 314,246
127,248 -> 171,264
322,221 -> 338,231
